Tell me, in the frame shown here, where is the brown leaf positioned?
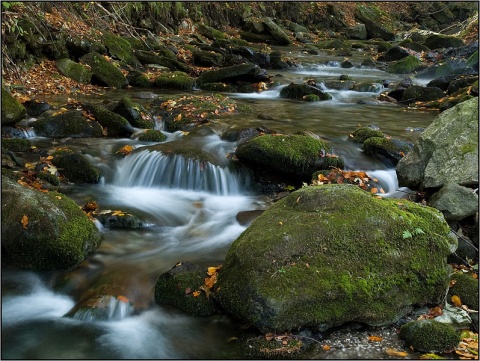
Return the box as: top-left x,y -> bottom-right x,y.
192,290 -> 200,297
368,335 -> 383,342
385,348 -> 408,357
21,214 -> 29,229
451,295 -> 462,307
322,344 -> 331,351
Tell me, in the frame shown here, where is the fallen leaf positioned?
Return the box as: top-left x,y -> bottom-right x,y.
385,348 -> 408,357
368,335 -> 383,342
322,345 -> 331,351
265,333 -> 274,341
419,353 -> 446,359
192,290 -> 201,297
21,214 -> 29,229
451,295 -> 462,307
117,295 -> 129,303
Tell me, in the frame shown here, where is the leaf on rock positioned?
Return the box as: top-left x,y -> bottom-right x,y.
117,295 -> 129,303
116,145 -> 133,156
385,348 -> 408,357
192,290 -> 201,297
451,295 -> 462,307
21,214 -> 29,229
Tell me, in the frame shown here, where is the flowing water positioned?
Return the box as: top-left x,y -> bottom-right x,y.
1,52 -> 439,359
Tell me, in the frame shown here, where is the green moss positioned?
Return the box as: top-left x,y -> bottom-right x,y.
138,129 -> 167,142
103,32 -> 140,67
348,127 -> 384,143
79,52 -> 128,88
38,171 -> 60,186
303,94 -> 319,102
201,82 -> 237,92
197,24 -> 227,41
1,87 -> 27,125
56,58 -> 92,84
386,55 -> 421,74
1,138 -> 31,152
399,320 -> 460,353
51,150 -> 100,183
153,71 -> 194,90
448,272 -> 479,310
280,83 -> 332,101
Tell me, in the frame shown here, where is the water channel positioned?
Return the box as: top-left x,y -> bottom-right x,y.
1,49 -> 439,359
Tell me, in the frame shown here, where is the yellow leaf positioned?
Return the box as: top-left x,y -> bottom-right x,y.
451,295 -> 462,307
207,267 -> 218,276
174,113 -> 182,121
385,348 -> 408,357
368,335 -> 383,342
322,345 -> 331,351
21,214 -> 29,229
370,187 -> 378,194
56,196 -> 62,199
193,290 -> 201,297
116,145 -> 133,156
117,295 -> 129,303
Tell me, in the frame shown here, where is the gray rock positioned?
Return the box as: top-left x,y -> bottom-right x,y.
429,183 -> 479,222
344,24 -> 367,40
1,87 -> 26,125
396,97 -> 478,189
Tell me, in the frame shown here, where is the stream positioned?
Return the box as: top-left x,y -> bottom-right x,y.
1,52 -> 439,359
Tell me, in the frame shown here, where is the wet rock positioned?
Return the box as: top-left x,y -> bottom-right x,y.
192,48 -> 224,67
377,46 -> 410,62
24,100 -> 51,116
236,210 -> 265,226
137,129 -> 167,142
153,71 -> 195,90
448,272 -> 479,311
354,4 -> 395,40
386,55 -> 422,74
197,63 -> 263,85
362,136 -> 413,166
112,97 -> 155,129
215,184 -> 456,333
340,59 -> 355,68
154,261 -> 220,316
126,70 -> 152,88
79,52 -> 128,88
423,34 -> 464,50
1,138 -> 32,152
32,110 -> 103,138
348,127 -> 384,143
401,85 -> 445,103
96,212 -> 147,229
82,103 -> 134,137
221,127 -> 261,144
396,97 -> 478,189
51,149 -> 101,184
1,176 -> 101,270
103,32 -> 141,67
279,83 -> 332,101
135,49 -> 192,73
1,87 -> 26,125
447,75 -> 479,95
399,320 -> 460,353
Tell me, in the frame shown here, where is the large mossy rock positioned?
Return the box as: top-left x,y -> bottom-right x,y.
103,32 -> 141,68
423,34 -> 464,50
279,83 -> 332,101
82,104 -> 134,137
56,58 -> 92,84
399,320 -> 460,353
153,71 -> 195,90
354,4 -> 395,40
396,97 -> 478,190
386,55 -> 422,74
235,134 -> 343,178
262,17 -> 292,46
79,52 -> 128,88
112,97 -> 155,129
1,87 -> 26,125
32,110 -> 103,138
51,149 -> 101,183
1,176 -> 101,271
214,184 -> 456,333
362,136 -> 413,166
197,63 -> 262,85
401,85 -> 445,103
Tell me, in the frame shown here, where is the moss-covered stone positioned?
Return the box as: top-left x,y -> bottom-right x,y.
38,171 -> 60,186
215,184 -> 456,333
235,134 -> 343,178
348,127 -> 384,143
82,104 -> 134,137
32,110 -> 104,138
103,32 -> 141,67
154,262 -> 219,316
200,82 -> 237,92
197,24 -> 227,41
1,176 -> 101,271
279,83 -> 332,101
192,49 -> 224,67
1,87 -> 27,125
96,212 -> 146,229
56,58 -> 92,84
386,55 -> 422,74
363,136 -> 413,166
423,34 -> 464,50
399,320 -> 460,353
138,129 -> 167,142
51,149 -> 100,183
112,97 -> 155,129
79,52 -> 128,88
197,63 -> 261,85
1,138 -> 32,152
448,272 -> 479,310
153,71 -> 195,90
401,85 -> 445,103
354,4 -> 395,40
126,70 -> 152,88
263,17 -> 292,46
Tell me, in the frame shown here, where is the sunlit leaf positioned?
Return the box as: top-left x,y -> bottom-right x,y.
322,345 -> 331,351
116,145 -> 133,156
368,335 -> 383,342
193,290 -> 201,297
385,348 -> 408,357
451,295 -> 462,307
117,295 -> 129,303
419,353 -> 446,359
21,214 -> 29,229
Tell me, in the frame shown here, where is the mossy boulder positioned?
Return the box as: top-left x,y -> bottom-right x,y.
126,70 -> 152,88
396,97 -> 478,189
134,50 -> 192,73
377,46 -> 410,62
197,24 -> 227,41
96,212 -> 147,230
279,83 -> 332,101
32,110 -> 104,138
51,149 -> 100,184
363,137 -> 413,166
348,127 -> 384,143
401,85 -> 445,103
214,184 -> 456,333
138,129 -> 167,142
1,138 -> 32,152
399,320 -> 460,353
56,58 -> 92,84
235,134 -> 343,178
153,71 -> 195,90
79,52 -> 128,88
192,49 -> 224,67
262,17 -> 292,46
386,55 -> 422,74
112,97 -> 155,129
155,262 -> 220,316
448,272 -> 479,311
82,104 -> 134,137
1,176 -> 101,271
1,87 -> 26,125
24,100 -> 51,117
423,34 -> 464,50
354,4 -> 395,40
103,32 -> 141,68
198,63 -> 262,85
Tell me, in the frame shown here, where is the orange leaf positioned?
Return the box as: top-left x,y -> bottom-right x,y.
368,335 -> 383,342
207,267 -> 218,276
322,345 -> 331,351
21,214 -> 29,229
174,113 -> 182,122
265,333 -> 274,341
116,145 -> 133,156
370,187 -> 378,194
193,290 -> 201,297
385,348 -> 408,357
204,273 -> 217,289
117,295 -> 129,303
451,295 -> 462,307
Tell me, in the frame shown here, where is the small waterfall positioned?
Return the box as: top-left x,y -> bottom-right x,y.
366,169 -> 411,198
111,150 -> 246,195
